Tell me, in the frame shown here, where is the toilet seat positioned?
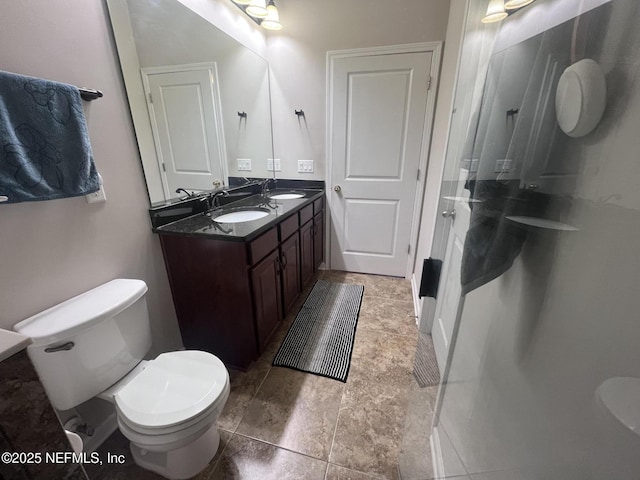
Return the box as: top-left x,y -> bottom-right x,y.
116,388 -> 228,451
114,350 -> 229,433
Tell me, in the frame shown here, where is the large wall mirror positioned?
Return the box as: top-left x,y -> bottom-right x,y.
107,0 -> 274,205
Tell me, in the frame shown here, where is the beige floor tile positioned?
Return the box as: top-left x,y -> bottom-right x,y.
209,434 -> 327,480
329,326 -> 418,479
320,270 -> 370,286
358,296 -> 417,337
349,328 -> 417,389
236,367 -> 344,460
326,463 -> 388,479
363,274 -> 413,302
216,362 -> 272,432
330,397 -> 405,480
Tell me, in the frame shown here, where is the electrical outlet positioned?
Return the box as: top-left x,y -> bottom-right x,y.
494,159 -> 513,173
237,158 -> 252,171
298,159 -> 314,173
86,173 -> 106,203
268,159 -> 281,172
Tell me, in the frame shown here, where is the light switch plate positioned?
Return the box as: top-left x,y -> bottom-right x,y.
298,159 -> 314,173
268,159 -> 281,172
494,159 -> 513,173
237,158 -> 252,171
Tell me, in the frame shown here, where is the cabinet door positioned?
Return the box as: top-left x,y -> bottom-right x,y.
300,220 -> 314,287
313,212 -> 324,271
251,249 -> 282,352
280,233 -> 301,315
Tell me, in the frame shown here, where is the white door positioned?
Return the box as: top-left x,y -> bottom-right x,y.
432,168 -> 473,372
143,64 -> 227,197
328,51 -> 433,277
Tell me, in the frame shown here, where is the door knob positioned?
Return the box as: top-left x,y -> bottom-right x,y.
441,209 -> 456,220
334,185 -> 342,192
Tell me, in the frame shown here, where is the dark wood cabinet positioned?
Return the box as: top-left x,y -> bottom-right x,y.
159,234 -> 258,369
159,193 -> 325,370
313,211 -> 324,271
251,248 -> 282,351
280,232 -> 301,315
300,220 -> 314,287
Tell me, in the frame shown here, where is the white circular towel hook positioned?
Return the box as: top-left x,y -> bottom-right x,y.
555,58 -> 607,138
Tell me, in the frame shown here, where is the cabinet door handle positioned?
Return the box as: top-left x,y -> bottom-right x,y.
281,253 -> 288,269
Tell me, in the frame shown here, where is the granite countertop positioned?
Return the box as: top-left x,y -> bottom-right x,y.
154,189 -> 324,241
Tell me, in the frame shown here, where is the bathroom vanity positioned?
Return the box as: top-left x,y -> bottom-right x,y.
154,188 -> 325,370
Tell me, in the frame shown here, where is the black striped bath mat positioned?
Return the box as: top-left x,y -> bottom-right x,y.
272,279 -> 364,382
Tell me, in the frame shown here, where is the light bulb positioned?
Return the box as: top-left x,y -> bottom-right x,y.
246,0 -> 268,18
504,0 -> 535,10
482,0 -> 508,23
262,1 -> 282,30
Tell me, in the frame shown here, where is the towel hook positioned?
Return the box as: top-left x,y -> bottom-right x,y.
506,108 -> 519,119
238,111 -> 247,118
295,109 -> 305,117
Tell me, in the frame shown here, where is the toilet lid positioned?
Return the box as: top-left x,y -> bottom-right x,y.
114,351 -> 228,429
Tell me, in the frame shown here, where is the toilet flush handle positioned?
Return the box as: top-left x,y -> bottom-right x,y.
45,341 -> 75,353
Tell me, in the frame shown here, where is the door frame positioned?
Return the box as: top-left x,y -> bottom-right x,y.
141,62 -> 228,199
325,43 -> 442,279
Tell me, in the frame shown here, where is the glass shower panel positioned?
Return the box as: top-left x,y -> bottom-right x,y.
433,0 -> 640,479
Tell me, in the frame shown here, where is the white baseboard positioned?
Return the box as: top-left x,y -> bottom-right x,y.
431,426 -> 445,479
411,273 -> 421,325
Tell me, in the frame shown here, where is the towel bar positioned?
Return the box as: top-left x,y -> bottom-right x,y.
78,88 -> 103,101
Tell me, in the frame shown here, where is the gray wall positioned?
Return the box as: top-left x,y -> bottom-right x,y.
0,0 -> 183,354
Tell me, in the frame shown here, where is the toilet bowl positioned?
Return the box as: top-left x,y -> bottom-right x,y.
13,279 -> 230,480
100,350 -> 230,478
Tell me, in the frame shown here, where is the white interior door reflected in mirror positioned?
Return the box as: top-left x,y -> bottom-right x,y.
143,64 -> 227,198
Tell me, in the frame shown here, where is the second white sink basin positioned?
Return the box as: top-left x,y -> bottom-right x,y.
269,193 -> 304,200
213,210 -> 269,223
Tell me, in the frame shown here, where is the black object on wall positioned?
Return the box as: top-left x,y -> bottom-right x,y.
419,258 -> 442,299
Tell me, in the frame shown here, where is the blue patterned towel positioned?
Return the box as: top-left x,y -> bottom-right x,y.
0,70 -> 100,204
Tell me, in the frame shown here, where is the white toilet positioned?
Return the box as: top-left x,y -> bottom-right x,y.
13,279 -> 230,480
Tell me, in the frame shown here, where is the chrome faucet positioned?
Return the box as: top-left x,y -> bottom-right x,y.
260,179 -> 270,195
209,189 -> 230,208
175,187 -> 195,198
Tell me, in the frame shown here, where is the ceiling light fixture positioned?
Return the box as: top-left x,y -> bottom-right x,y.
246,0 -> 268,18
232,0 -> 252,5
504,0 -> 535,10
481,0 -> 508,23
261,0 -> 282,30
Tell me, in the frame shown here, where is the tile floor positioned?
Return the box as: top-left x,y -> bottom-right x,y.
90,270 -> 442,480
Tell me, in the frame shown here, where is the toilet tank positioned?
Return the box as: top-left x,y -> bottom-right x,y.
13,279 -> 152,411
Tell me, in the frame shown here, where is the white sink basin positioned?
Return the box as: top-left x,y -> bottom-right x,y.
270,193 -> 304,200
213,210 -> 269,223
